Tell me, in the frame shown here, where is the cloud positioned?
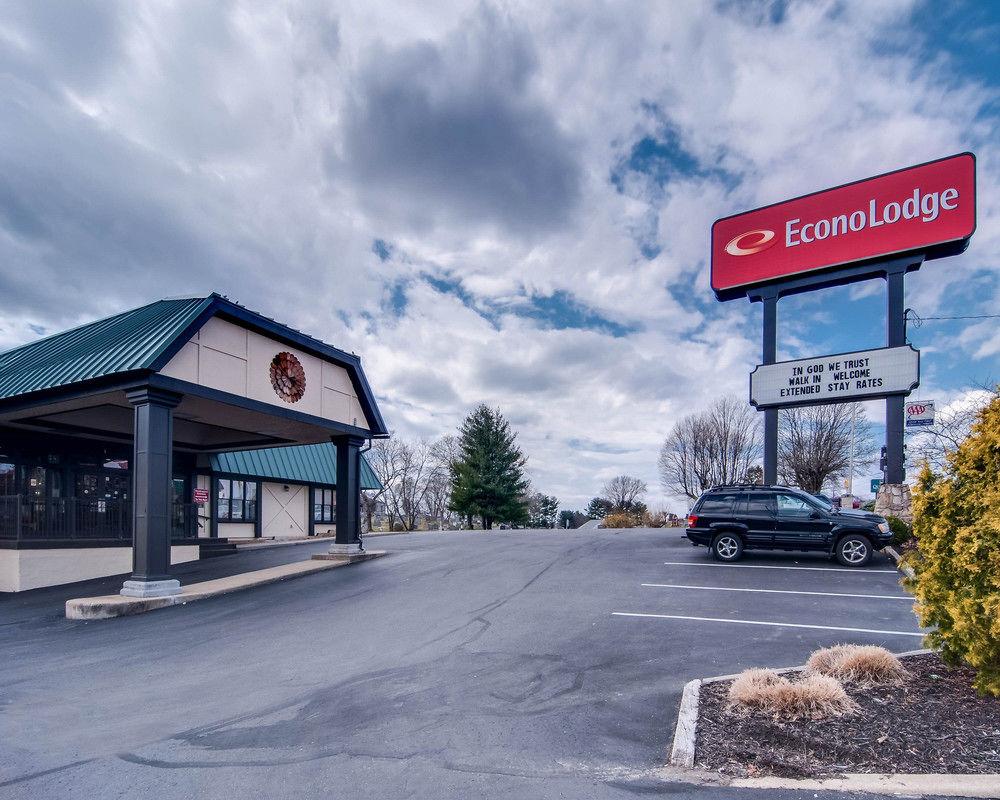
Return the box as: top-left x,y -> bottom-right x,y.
338,4 -> 582,237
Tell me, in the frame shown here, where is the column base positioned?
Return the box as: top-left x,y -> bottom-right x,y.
121,579 -> 182,598
325,542 -> 363,557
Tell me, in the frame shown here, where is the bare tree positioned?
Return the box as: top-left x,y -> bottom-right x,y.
422,435 -> 459,529
658,395 -> 761,500
601,475 -> 647,512
908,386 -> 998,472
389,439 -> 436,531
778,403 -> 873,494
363,437 -> 405,532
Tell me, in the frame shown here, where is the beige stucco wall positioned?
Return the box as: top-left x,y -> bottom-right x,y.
0,545 -> 200,593
261,481 -> 309,537
160,316 -> 369,430
220,523 -> 256,539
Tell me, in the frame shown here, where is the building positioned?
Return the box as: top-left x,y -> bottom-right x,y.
0,294 -> 388,593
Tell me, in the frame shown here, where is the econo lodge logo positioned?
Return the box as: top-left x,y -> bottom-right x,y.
725,228 -> 777,257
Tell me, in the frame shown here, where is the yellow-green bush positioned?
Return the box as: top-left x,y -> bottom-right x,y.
906,392 -> 1000,696
602,512 -> 641,528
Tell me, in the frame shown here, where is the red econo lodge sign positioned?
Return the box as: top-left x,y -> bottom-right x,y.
711,153 -> 976,299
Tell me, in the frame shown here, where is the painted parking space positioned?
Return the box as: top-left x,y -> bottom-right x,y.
613,533 -> 923,649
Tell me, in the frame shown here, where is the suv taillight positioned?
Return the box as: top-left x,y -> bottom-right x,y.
686,514 -> 698,528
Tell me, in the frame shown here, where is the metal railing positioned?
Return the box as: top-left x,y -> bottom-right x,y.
0,496 -> 199,542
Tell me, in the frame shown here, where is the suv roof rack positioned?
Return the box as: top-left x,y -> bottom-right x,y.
707,484 -> 795,491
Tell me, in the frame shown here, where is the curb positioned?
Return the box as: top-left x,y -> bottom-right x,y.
883,545 -> 916,579
732,772 -> 1000,798
66,551 -> 387,620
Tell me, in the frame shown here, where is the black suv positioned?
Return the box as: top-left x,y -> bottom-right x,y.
686,485 -> 892,567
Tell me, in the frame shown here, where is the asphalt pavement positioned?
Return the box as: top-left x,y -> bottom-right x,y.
0,529 -> 932,799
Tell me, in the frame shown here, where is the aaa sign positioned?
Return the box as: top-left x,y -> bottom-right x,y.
712,153 -> 976,299
750,345 -> 919,409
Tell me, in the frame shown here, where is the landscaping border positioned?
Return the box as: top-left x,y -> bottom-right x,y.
882,545 -> 915,579
667,649 -> 1000,798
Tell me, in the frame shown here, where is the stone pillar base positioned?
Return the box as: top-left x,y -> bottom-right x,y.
875,483 -> 912,523
121,579 -> 182,598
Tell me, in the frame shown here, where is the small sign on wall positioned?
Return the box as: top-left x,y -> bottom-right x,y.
193,488 -> 210,505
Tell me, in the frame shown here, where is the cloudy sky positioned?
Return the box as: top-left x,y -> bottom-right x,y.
0,0 -> 998,510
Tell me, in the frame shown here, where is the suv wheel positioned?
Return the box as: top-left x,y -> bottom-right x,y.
836,534 -> 872,567
712,532 -> 743,562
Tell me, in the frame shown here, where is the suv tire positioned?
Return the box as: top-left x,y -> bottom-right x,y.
835,533 -> 872,567
711,532 -> 744,563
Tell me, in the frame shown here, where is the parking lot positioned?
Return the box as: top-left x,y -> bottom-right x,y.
614,535 -> 921,657
0,529 -> 923,800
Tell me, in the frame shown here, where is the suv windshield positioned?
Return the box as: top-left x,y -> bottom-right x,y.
785,488 -> 827,511
810,494 -> 834,511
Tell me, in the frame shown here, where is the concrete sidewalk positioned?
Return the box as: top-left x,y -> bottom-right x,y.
66,551 -> 386,620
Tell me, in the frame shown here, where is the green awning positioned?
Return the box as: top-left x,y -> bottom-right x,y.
211,443 -> 382,490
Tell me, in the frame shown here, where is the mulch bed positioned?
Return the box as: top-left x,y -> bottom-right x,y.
695,653 -> 1000,778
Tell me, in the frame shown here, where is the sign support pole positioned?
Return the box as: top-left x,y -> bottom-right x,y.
884,263 -> 910,484
761,291 -> 778,484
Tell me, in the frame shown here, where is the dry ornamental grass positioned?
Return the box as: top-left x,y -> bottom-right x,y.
806,644 -> 908,686
727,668 -> 859,720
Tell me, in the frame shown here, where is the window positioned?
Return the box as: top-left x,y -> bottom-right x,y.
776,493 -> 813,516
745,494 -> 774,515
314,488 -> 335,523
217,479 -> 257,522
697,493 -> 740,515
0,463 -> 14,495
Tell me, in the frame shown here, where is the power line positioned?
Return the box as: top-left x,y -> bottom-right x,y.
904,309 -> 1000,329
920,314 -> 1000,320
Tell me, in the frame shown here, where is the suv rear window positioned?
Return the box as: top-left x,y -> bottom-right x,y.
696,492 -> 741,515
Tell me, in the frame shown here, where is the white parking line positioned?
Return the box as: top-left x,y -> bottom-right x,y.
641,583 -> 912,601
612,612 -> 924,637
663,561 -> 898,574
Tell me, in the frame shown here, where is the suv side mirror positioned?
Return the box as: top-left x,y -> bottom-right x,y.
809,510 -> 822,519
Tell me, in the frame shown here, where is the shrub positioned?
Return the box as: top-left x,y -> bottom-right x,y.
643,509 -> 668,528
906,391 -> 1000,696
807,644 -> 907,686
727,668 -> 857,720
885,515 -> 912,548
391,521 -> 406,532
602,512 -> 640,528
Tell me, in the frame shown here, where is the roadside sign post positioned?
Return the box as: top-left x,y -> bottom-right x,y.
713,153 -> 976,486
871,478 -> 882,494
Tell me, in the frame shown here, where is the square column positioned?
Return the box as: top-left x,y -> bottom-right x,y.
121,387 -> 183,598
328,434 -> 366,556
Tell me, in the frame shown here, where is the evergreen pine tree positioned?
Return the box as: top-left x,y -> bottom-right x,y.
449,405 -> 529,529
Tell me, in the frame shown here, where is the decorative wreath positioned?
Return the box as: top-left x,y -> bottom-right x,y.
269,351 -> 306,403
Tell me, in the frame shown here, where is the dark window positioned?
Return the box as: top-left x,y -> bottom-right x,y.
697,493 -> 740,515
745,494 -> 775,515
217,479 -> 257,522
314,488 -> 335,523
776,493 -> 813,517
0,462 -> 15,495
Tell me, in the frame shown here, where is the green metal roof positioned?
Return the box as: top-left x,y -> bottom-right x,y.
0,296 -> 212,400
211,443 -> 382,490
